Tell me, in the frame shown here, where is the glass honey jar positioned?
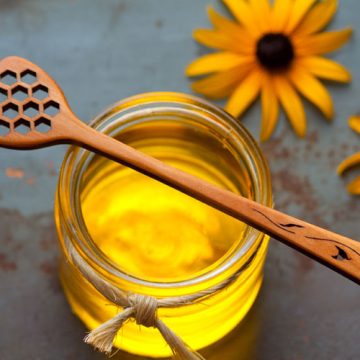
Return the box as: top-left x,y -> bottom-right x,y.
55,92 -> 272,358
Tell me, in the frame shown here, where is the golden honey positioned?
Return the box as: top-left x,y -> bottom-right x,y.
82,141 -> 247,281
55,93 -> 272,358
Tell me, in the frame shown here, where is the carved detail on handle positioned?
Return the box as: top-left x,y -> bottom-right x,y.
252,208 -> 360,264
279,223 -> 304,229
332,246 -> 351,261
304,236 -> 360,259
253,208 -> 308,234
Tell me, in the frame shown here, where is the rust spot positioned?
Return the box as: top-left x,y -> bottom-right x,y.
314,151 -> 321,158
26,176 -> 37,185
155,19 -> 164,28
0,253 -> 17,271
326,147 -> 343,167
39,258 -> 61,293
348,198 -> 360,212
5,167 -> 24,178
327,149 -> 335,158
305,142 -> 313,152
39,260 -> 56,275
1,228 -> 13,244
110,2 -> 126,26
14,244 -> 24,252
307,129 -> 319,145
46,160 -> 57,177
0,0 -> 25,11
40,238 -> 56,251
261,129 -> 301,161
272,169 -> 319,214
262,132 -> 285,158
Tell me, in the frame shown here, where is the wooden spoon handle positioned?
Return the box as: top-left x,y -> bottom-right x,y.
73,122 -> 360,285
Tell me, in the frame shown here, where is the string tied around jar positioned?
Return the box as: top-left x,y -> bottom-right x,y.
83,292 -> 206,360
128,293 -> 158,327
66,236 -> 257,360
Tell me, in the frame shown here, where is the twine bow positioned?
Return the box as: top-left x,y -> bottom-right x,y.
66,237 -> 256,359
84,293 -> 204,359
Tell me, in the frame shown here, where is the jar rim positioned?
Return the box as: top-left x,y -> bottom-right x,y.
56,92 -> 272,291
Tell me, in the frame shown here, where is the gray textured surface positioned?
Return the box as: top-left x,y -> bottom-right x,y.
0,0 -> 359,359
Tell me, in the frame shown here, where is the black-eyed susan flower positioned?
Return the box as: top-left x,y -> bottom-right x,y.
338,116 -> 360,194
186,0 -> 352,141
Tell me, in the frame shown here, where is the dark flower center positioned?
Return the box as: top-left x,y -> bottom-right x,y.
256,33 -> 294,71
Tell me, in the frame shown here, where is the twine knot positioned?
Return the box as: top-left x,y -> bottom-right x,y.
84,291 -> 205,359
128,293 -> 158,327
67,235 -> 254,359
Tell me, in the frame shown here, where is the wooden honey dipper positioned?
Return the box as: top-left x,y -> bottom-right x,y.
0,56 -> 359,285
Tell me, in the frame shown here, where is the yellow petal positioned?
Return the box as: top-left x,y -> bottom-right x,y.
208,5 -> 237,31
260,75 -> 279,141
191,65 -> 253,99
186,52 -> 253,77
273,76 -> 306,137
248,0 -> 271,33
347,177 -> 360,195
271,0 -> 293,32
225,69 -> 263,117
297,56 -> 351,83
222,0 -> 261,37
337,152 -> 360,175
208,7 -> 245,34
348,115 -> 360,134
294,28 -> 353,56
193,29 -> 250,53
294,0 -> 338,36
289,64 -> 333,119
285,0 -> 316,34
248,0 -> 271,15
207,7 -> 254,51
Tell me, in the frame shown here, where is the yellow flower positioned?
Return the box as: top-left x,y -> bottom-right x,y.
186,0 -> 352,141
337,116 -> 360,194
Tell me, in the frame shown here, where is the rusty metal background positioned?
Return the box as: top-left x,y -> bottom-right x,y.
0,1 -> 359,359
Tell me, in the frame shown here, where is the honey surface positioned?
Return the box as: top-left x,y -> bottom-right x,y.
81,140 -> 247,281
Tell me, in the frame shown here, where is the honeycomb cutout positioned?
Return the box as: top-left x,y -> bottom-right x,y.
0,68 -> 60,136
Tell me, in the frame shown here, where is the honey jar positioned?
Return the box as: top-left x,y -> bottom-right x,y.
55,92 -> 272,357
